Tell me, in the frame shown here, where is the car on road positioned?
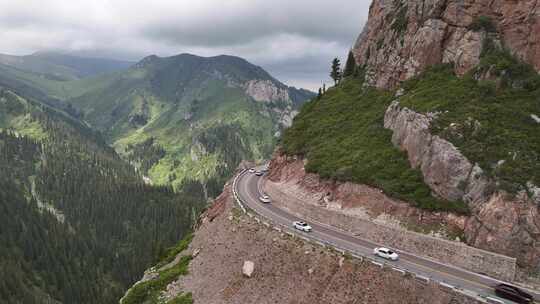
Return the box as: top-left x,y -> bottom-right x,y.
259,194 -> 271,203
494,283 -> 533,304
255,170 -> 263,176
293,221 -> 312,232
248,168 -> 256,173
373,247 -> 399,261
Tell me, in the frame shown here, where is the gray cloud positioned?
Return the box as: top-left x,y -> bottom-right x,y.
0,0 -> 371,90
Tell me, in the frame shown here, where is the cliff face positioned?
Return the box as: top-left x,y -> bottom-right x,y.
383,100 -> 540,270
353,0 -> 540,88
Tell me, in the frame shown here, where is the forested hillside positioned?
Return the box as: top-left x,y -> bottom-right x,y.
0,89 -> 204,303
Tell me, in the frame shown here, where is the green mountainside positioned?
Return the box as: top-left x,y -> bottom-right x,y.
0,51 -> 313,303
70,53 -> 314,195
283,47 -> 540,213
0,88 -> 204,303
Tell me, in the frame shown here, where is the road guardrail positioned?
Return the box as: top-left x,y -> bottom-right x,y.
231,171 -> 511,304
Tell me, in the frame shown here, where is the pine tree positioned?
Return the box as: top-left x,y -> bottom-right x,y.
317,88 -> 322,99
343,51 -> 357,78
330,58 -> 342,85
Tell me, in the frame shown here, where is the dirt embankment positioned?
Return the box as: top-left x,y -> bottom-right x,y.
164,179 -> 483,304
266,151 -> 467,238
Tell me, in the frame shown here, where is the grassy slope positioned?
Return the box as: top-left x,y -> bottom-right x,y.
0,90 -> 48,140
282,79 -> 468,213
400,61 -> 540,193
69,56 -> 296,191
283,45 -> 540,212
121,234 -> 194,304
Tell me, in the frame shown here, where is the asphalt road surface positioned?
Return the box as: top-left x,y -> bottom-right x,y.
235,169 -> 540,304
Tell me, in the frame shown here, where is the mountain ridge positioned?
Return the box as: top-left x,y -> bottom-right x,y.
70,52 -> 314,193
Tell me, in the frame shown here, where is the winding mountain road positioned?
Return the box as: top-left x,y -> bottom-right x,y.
235,169 -> 540,304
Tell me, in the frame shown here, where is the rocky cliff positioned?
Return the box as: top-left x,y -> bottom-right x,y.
384,99 -> 540,273
353,0 -> 540,88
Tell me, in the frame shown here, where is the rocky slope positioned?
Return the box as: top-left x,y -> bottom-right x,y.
386,99 -> 540,271
353,0 -> 540,88
122,177 -> 483,304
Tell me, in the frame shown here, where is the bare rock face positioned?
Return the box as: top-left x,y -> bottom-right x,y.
353,0 -> 540,88
244,80 -> 290,103
383,100 -> 540,270
384,101 -> 489,204
465,193 -> 540,269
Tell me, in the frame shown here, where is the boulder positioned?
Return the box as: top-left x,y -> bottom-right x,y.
242,261 -> 255,278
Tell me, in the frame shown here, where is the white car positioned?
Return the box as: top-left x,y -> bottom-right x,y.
293,221 -> 312,232
259,194 -> 271,203
248,168 -> 256,173
255,170 -> 263,176
373,247 -> 399,261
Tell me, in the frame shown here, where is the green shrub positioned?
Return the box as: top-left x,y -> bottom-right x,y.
468,16 -> 497,32
391,5 -> 409,34
282,79 -> 469,214
156,233 -> 194,268
122,255 -> 193,304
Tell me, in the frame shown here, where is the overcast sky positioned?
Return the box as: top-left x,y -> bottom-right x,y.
0,0 -> 371,90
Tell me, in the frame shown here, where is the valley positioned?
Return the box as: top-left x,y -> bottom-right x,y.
3,0 -> 540,303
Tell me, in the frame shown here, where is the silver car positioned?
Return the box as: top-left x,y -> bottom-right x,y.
259,194 -> 271,203
373,247 -> 399,261
293,221 -> 312,232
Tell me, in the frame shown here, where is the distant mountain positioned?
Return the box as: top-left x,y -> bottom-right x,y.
0,52 -> 133,81
70,53 -> 315,195
0,52 -> 132,101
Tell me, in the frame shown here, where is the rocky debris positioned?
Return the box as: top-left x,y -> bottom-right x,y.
383,100 -> 490,204
169,181 -> 482,304
353,0 -> 540,88
242,261 -> 255,278
197,184 -> 229,226
264,174 -> 516,281
267,149 -> 467,236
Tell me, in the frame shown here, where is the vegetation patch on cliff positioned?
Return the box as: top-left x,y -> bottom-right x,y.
400,62 -> 540,194
122,233 -> 194,304
282,79 -> 468,213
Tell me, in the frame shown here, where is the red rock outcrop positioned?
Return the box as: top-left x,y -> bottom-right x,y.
382,99 -> 540,270
353,0 -> 540,89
